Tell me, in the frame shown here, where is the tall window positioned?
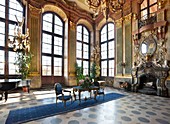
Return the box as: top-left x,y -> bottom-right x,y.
0,0 -> 24,76
42,12 -> 64,76
76,25 -> 90,75
100,23 -> 115,77
140,0 -> 157,19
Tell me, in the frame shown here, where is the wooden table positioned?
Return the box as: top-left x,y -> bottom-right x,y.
73,86 -> 99,104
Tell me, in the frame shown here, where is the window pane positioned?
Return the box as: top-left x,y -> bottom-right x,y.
43,13 -> 52,23
54,25 -> 63,35
77,26 -> 82,33
76,42 -> 82,58
55,15 -> 63,26
83,61 -> 89,75
0,50 -> 5,74
108,41 -> 114,58
101,61 -> 107,76
8,24 -> 16,36
108,23 -> 114,40
101,43 -> 107,59
9,0 -> 23,22
0,34 -> 5,46
109,60 -> 114,77
77,26 -> 82,41
101,26 -> 107,42
83,44 -> 89,59
54,57 -> 62,76
54,37 -> 62,55
0,21 -> 5,34
0,5 -> 5,18
83,27 -> 89,42
0,0 -> 5,5
76,60 -> 82,67
83,34 -> 89,43
42,33 -> 52,54
42,56 -> 51,76
141,9 -> 148,19
141,0 -> 147,9
150,0 -> 157,5
8,51 -> 19,75
43,21 -> 52,32
150,4 -> 157,14
77,32 -> 82,41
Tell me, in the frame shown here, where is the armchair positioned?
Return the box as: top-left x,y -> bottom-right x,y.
93,81 -> 105,99
54,83 -> 72,107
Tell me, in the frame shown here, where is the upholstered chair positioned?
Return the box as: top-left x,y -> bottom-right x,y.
93,81 -> 105,99
54,83 -> 72,107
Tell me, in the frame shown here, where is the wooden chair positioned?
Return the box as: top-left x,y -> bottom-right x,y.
54,83 -> 72,107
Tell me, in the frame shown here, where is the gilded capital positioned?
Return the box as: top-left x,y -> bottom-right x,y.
70,21 -> 76,30
29,4 -> 41,15
115,18 -> 123,28
124,13 -> 132,24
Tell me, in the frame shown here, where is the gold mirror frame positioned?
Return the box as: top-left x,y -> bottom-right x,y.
139,35 -> 157,57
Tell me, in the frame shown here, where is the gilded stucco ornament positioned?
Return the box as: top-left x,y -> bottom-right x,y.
115,18 -> 123,28
124,13 -> 132,23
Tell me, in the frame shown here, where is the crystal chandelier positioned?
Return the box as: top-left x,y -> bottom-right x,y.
86,0 -> 125,20
8,15 -> 30,52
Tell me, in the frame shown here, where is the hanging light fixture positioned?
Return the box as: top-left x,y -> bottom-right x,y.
86,0 -> 125,20
8,15 -> 30,52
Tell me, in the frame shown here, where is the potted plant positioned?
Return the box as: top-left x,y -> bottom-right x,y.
75,63 -> 84,85
14,50 -> 33,80
90,62 -> 100,82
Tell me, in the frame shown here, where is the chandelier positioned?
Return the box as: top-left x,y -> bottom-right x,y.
86,0 -> 125,20
8,15 -> 30,52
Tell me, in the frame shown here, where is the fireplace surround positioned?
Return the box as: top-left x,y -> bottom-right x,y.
132,61 -> 169,96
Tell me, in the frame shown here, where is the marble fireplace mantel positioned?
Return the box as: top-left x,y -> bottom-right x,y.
131,61 -> 169,97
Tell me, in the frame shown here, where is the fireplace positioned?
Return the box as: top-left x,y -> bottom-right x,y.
132,61 -> 169,96
137,74 -> 157,95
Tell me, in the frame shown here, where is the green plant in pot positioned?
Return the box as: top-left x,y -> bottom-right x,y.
75,63 -> 84,85
90,62 -> 100,82
14,51 -> 33,80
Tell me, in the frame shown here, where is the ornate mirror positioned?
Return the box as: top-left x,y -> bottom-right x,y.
140,35 -> 157,56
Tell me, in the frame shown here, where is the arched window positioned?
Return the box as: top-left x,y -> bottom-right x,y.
140,0 -> 157,19
41,12 -> 64,77
76,25 -> 90,75
0,0 -> 25,77
100,22 -> 115,77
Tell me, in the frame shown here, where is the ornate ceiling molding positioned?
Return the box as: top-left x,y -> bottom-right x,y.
42,4 -> 67,21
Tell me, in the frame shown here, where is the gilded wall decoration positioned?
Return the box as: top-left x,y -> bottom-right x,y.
115,18 -> 123,28
77,19 -> 93,32
124,13 -> 132,24
70,21 -> 76,30
29,4 -> 41,16
42,4 -> 67,21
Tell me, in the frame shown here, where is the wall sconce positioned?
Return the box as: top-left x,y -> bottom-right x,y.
119,61 -> 126,67
8,15 -> 30,52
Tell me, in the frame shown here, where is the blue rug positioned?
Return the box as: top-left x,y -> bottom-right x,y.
6,93 -> 125,124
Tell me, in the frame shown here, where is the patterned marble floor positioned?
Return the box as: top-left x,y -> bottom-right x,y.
0,87 -> 170,124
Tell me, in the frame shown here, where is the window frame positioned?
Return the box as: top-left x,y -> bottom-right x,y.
41,12 -> 65,77
100,22 -> 115,78
76,24 -> 90,76
0,0 -> 25,78
140,0 -> 157,19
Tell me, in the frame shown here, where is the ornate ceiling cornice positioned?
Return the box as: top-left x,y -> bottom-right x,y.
28,0 -> 94,24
